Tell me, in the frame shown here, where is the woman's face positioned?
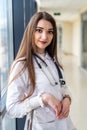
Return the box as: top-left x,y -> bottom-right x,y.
34,19 -> 54,54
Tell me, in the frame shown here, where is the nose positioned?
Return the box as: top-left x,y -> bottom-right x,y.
41,32 -> 47,40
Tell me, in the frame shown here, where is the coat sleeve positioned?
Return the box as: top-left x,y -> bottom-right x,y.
6,61 -> 44,118
60,68 -> 72,99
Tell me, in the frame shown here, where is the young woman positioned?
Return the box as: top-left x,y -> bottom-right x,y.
6,12 -> 77,130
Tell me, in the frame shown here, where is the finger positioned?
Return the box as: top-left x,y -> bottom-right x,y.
59,109 -> 69,119
55,107 -> 59,117
64,112 -> 69,118
63,108 -> 69,117
62,111 -> 69,118
61,106 -> 69,115
57,103 -> 62,116
57,104 -> 62,113
55,105 -> 61,118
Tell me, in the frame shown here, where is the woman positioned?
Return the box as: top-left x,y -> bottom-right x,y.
6,12 -> 76,130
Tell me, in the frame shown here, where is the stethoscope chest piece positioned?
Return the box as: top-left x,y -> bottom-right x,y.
59,79 -> 66,87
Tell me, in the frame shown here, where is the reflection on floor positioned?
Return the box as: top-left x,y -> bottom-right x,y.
60,52 -> 87,130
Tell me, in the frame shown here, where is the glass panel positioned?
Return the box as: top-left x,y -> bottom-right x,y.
0,0 -> 15,130
0,0 -> 10,92
2,114 -> 16,130
0,0 -> 14,106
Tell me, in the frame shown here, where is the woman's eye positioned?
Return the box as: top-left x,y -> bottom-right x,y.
35,29 -> 42,33
48,30 -> 53,34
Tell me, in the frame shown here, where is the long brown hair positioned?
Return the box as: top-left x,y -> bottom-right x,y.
9,11 -> 62,96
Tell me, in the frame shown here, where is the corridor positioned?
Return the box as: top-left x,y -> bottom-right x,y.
60,52 -> 87,130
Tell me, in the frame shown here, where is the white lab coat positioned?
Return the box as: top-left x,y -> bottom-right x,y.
6,53 -> 77,130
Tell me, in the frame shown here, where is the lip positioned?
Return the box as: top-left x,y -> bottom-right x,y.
39,40 -> 47,44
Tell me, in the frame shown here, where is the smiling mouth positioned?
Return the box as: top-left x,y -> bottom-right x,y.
39,40 -> 47,44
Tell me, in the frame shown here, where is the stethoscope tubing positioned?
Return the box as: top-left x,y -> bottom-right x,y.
33,53 -> 66,86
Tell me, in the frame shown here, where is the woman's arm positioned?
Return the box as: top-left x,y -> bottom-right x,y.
6,61 -> 44,118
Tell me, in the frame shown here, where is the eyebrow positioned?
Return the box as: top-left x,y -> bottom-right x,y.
36,26 -> 53,31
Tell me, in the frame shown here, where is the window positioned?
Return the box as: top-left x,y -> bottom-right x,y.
0,0 -> 15,130
58,25 -> 62,49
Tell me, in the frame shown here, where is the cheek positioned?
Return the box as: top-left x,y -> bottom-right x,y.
34,33 -> 39,42
50,35 -> 53,42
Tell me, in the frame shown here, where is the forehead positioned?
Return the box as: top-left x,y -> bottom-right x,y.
36,19 -> 53,29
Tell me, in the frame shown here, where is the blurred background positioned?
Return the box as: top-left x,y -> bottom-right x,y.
0,0 -> 87,130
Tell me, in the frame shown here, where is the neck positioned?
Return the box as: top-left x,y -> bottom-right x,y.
37,50 -> 46,55
36,48 -> 46,54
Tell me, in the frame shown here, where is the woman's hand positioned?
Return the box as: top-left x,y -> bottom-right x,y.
58,97 -> 71,119
41,93 -> 61,118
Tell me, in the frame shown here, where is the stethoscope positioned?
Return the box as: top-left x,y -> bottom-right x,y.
33,53 -> 66,87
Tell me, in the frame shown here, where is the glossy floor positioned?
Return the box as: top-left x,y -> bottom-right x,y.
60,52 -> 87,130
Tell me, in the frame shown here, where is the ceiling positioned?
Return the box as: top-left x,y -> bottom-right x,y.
35,0 -> 87,22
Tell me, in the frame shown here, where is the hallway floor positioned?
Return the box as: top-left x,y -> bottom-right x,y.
60,52 -> 87,130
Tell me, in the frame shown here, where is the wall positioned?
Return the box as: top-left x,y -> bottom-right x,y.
62,22 -> 73,54
57,16 -> 82,66
72,16 -> 82,66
